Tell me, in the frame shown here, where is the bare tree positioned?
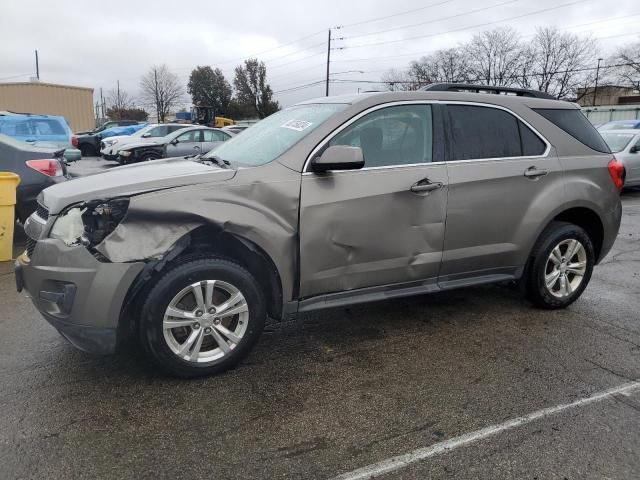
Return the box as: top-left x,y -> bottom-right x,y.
380,68 -> 418,91
465,27 -> 524,86
107,81 -> 134,112
612,40 -> 640,90
518,27 -> 596,99
139,65 -> 184,122
409,48 -> 471,85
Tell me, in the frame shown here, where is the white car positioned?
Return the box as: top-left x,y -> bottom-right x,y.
100,123 -> 189,159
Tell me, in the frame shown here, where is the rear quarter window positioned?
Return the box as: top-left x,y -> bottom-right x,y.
534,108 -> 610,153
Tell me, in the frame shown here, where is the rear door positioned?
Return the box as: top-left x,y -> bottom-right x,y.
299,103 -> 449,297
166,129 -> 203,156
439,103 -> 564,284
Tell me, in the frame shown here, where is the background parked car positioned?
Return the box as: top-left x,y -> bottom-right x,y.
75,119 -> 140,136
0,111 -> 81,161
77,123 -> 147,157
598,119 -> 640,130
222,125 -> 248,135
0,134 -> 69,223
100,123 -> 190,159
600,129 -> 640,187
117,126 -> 233,164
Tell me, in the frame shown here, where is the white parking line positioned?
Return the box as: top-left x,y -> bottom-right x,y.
331,380 -> 640,480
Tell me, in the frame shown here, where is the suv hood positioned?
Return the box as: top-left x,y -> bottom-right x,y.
42,157 -> 236,214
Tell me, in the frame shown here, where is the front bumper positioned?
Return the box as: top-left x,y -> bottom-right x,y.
16,239 -> 144,354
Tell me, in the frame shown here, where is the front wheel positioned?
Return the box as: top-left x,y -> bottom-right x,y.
524,221 -> 595,309
139,257 -> 266,378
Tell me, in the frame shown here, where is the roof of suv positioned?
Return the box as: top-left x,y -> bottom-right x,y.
298,91 -> 575,110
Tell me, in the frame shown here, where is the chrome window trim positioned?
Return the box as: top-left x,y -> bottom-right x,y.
301,100 -> 551,175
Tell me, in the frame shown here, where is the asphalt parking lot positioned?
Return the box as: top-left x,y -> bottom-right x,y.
1,163 -> 639,479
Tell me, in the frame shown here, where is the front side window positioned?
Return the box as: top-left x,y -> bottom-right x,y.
446,105 -> 526,160
329,104 -> 433,167
204,103 -> 347,166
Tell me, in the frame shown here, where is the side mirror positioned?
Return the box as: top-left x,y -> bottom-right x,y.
630,145 -> 639,154
170,139 -> 179,146
311,145 -> 364,172
141,133 -> 151,138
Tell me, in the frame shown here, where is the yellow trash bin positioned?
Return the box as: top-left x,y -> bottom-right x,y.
0,172 -> 21,261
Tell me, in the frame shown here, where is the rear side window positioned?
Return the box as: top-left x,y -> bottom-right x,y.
446,105 -> 542,160
534,108 -> 610,153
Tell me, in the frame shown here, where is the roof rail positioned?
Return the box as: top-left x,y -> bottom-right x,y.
422,83 -> 556,100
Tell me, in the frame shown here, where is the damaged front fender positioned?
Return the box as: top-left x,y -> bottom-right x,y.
95,162 -> 302,301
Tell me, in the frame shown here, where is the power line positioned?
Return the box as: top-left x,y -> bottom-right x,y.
337,0 -> 456,30
340,0 -> 591,50
343,0 -> 520,41
212,29 -> 327,66
330,12 -> 640,67
0,73 -> 34,81
329,61 -> 640,86
273,79 -> 327,94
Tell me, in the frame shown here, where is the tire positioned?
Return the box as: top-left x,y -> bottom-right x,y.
79,145 -> 94,157
139,257 -> 266,378
524,221 -> 595,309
141,152 -> 160,162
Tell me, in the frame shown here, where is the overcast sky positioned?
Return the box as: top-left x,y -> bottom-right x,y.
1,0 -> 639,110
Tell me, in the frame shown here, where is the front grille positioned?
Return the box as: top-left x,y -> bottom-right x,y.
26,237 -> 37,258
35,203 -> 49,220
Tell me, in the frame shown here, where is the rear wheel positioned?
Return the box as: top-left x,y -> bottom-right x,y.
525,221 -> 595,309
79,144 -> 94,157
139,257 -> 266,378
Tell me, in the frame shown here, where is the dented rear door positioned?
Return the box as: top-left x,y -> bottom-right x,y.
298,103 -> 448,298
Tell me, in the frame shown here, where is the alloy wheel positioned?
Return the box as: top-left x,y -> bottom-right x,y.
544,238 -> 588,298
162,280 -> 249,363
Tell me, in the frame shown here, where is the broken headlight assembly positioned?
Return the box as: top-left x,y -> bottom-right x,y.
49,198 -> 130,247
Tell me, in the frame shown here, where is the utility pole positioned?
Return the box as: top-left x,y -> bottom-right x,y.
325,29 -> 331,97
593,58 -> 603,107
34,50 -> 39,80
99,87 -> 105,119
154,68 -> 161,122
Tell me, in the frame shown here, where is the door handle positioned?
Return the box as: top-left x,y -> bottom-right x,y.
524,166 -> 549,178
193,145 -> 201,150
410,180 -> 443,193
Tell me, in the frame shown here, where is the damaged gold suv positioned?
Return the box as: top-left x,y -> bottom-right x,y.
16,84 -> 623,377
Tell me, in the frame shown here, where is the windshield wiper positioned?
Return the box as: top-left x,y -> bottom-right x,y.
200,155 -> 231,169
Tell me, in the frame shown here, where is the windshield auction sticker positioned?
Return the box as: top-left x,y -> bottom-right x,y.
281,120 -> 313,131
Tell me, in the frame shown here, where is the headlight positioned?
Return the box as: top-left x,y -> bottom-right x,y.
49,207 -> 85,246
49,198 -> 129,247
119,150 -> 132,157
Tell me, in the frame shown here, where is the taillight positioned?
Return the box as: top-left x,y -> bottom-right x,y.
71,135 -> 78,147
26,159 -> 63,177
608,158 -> 626,192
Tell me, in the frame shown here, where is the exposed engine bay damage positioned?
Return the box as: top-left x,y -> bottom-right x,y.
95,168 -> 301,301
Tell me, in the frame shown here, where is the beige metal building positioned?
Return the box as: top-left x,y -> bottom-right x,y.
0,81 -> 94,132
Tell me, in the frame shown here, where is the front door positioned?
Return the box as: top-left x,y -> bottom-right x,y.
299,103 -> 448,298
166,129 -> 203,157
439,103 -> 564,283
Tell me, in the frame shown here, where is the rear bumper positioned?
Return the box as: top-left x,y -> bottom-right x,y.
64,148 -> 81,162
598,199 -> 623,263
15,239 -> 144,354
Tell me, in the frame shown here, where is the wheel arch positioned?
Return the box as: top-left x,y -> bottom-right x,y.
120,225 -> 285,341
530,203 -> 605,264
